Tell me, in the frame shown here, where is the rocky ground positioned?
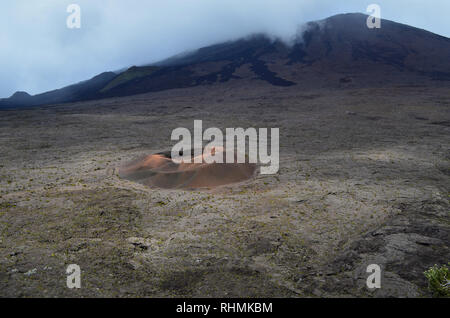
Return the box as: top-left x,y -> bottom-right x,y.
0,81 -> 449,297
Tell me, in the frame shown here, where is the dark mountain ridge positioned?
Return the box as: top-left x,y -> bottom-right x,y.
0,72 -> 117,108
2,13 -> 449,108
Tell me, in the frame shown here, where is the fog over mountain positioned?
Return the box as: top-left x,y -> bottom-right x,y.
1,0 -> 449,98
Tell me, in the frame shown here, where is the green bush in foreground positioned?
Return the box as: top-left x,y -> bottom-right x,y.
424,263 -> 450,297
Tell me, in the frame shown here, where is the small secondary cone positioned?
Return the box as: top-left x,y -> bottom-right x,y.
118,147 -> 256,189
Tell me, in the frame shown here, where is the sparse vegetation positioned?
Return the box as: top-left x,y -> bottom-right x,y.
0,82 -> 448,297
424,263 -> 450,297
100,66 -> 159,92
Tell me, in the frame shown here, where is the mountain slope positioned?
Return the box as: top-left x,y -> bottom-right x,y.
2,13 -> 449,108
0,72 -> 117,108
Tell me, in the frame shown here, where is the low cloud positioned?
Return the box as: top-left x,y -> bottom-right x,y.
0,0 -> 449,97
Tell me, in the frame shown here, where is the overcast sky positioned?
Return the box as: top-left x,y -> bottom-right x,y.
0,0 -> 449,98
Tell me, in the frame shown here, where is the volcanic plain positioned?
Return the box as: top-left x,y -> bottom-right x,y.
0,80 -> 449,297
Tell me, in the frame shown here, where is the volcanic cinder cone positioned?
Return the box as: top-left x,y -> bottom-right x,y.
118,147 -> 257,190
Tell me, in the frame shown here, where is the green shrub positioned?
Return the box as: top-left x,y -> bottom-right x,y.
424,263 -> 450,297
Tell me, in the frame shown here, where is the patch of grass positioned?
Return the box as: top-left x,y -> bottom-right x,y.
424,263 -> 450,297
0,202 -> 16,209
100,66 -> 159,92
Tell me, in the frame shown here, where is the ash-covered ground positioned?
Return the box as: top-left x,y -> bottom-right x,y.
0,82 -> 449,297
